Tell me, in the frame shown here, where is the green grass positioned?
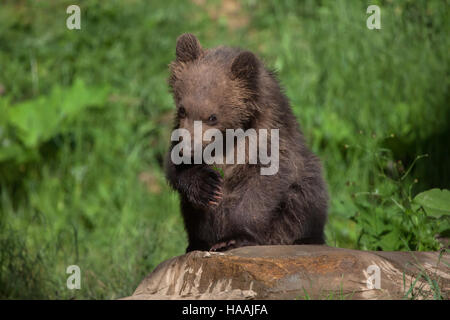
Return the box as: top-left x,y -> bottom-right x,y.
0,0 -> 448,299
297,275 -> 355,300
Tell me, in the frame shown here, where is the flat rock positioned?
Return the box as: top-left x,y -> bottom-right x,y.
123,245 -> 449,300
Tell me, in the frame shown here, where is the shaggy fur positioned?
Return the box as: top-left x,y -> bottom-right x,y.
165,33 -> 328,252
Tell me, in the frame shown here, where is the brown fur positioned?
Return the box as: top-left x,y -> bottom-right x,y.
165,34 -> 328,252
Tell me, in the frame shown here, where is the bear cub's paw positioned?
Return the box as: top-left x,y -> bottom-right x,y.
209,238 -> 259,252
186,166 -> 223,209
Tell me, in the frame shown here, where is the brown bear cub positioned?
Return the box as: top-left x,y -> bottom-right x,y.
165,33 -> 328,252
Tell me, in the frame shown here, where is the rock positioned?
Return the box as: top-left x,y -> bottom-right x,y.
123,245 -> 449,300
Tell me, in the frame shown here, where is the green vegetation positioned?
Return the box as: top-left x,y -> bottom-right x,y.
403,249 -> 449,300
0,0 -> 448,299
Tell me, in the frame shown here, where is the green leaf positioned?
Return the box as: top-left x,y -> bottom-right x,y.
413,188 -> 450,218
211,165 -> 224,178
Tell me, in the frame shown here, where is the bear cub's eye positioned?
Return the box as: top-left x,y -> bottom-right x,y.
208,114 -> 217,124
178,106 -> 186,118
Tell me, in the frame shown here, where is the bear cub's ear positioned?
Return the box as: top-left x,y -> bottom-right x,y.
175,33 -> 202,63
230,51 -> 259,83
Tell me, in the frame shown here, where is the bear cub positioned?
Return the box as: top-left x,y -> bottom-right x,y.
165,33 -> 328,252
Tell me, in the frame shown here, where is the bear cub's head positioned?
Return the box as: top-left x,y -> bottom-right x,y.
169,33 -> 262,146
